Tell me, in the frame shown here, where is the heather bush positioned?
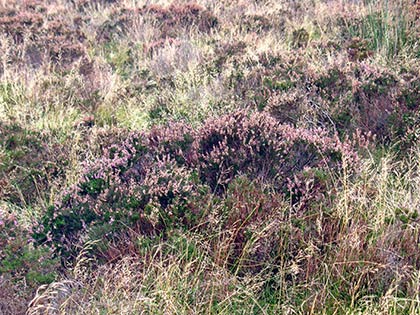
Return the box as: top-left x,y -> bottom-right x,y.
33,110 -> 359,261
33,133 -> 205,259
211,40 -> 247,72
191,110 -> 357,191
2,0 -> 420,313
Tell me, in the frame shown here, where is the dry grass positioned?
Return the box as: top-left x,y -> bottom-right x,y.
26,238 -> 269,315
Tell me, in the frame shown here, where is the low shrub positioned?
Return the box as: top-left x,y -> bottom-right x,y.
33,133 -> 205,259
191,110 -> 357,191
33,110 -> 359,260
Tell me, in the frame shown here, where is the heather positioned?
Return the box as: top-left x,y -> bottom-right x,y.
32,111 -> 361,260
1,0 -> 420,314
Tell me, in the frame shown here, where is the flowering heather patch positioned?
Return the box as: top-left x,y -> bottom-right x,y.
151,2 -> 218,34
33,110 -> 359,259
191,110 -> 358,190
33,132 -> 204,258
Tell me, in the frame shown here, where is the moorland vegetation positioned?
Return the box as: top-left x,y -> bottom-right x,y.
1,0 -> 420,314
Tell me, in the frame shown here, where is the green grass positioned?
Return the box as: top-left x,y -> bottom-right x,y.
344,0 -> 414,59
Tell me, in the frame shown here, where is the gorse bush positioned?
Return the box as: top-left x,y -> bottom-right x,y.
33,110 -> 360,260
